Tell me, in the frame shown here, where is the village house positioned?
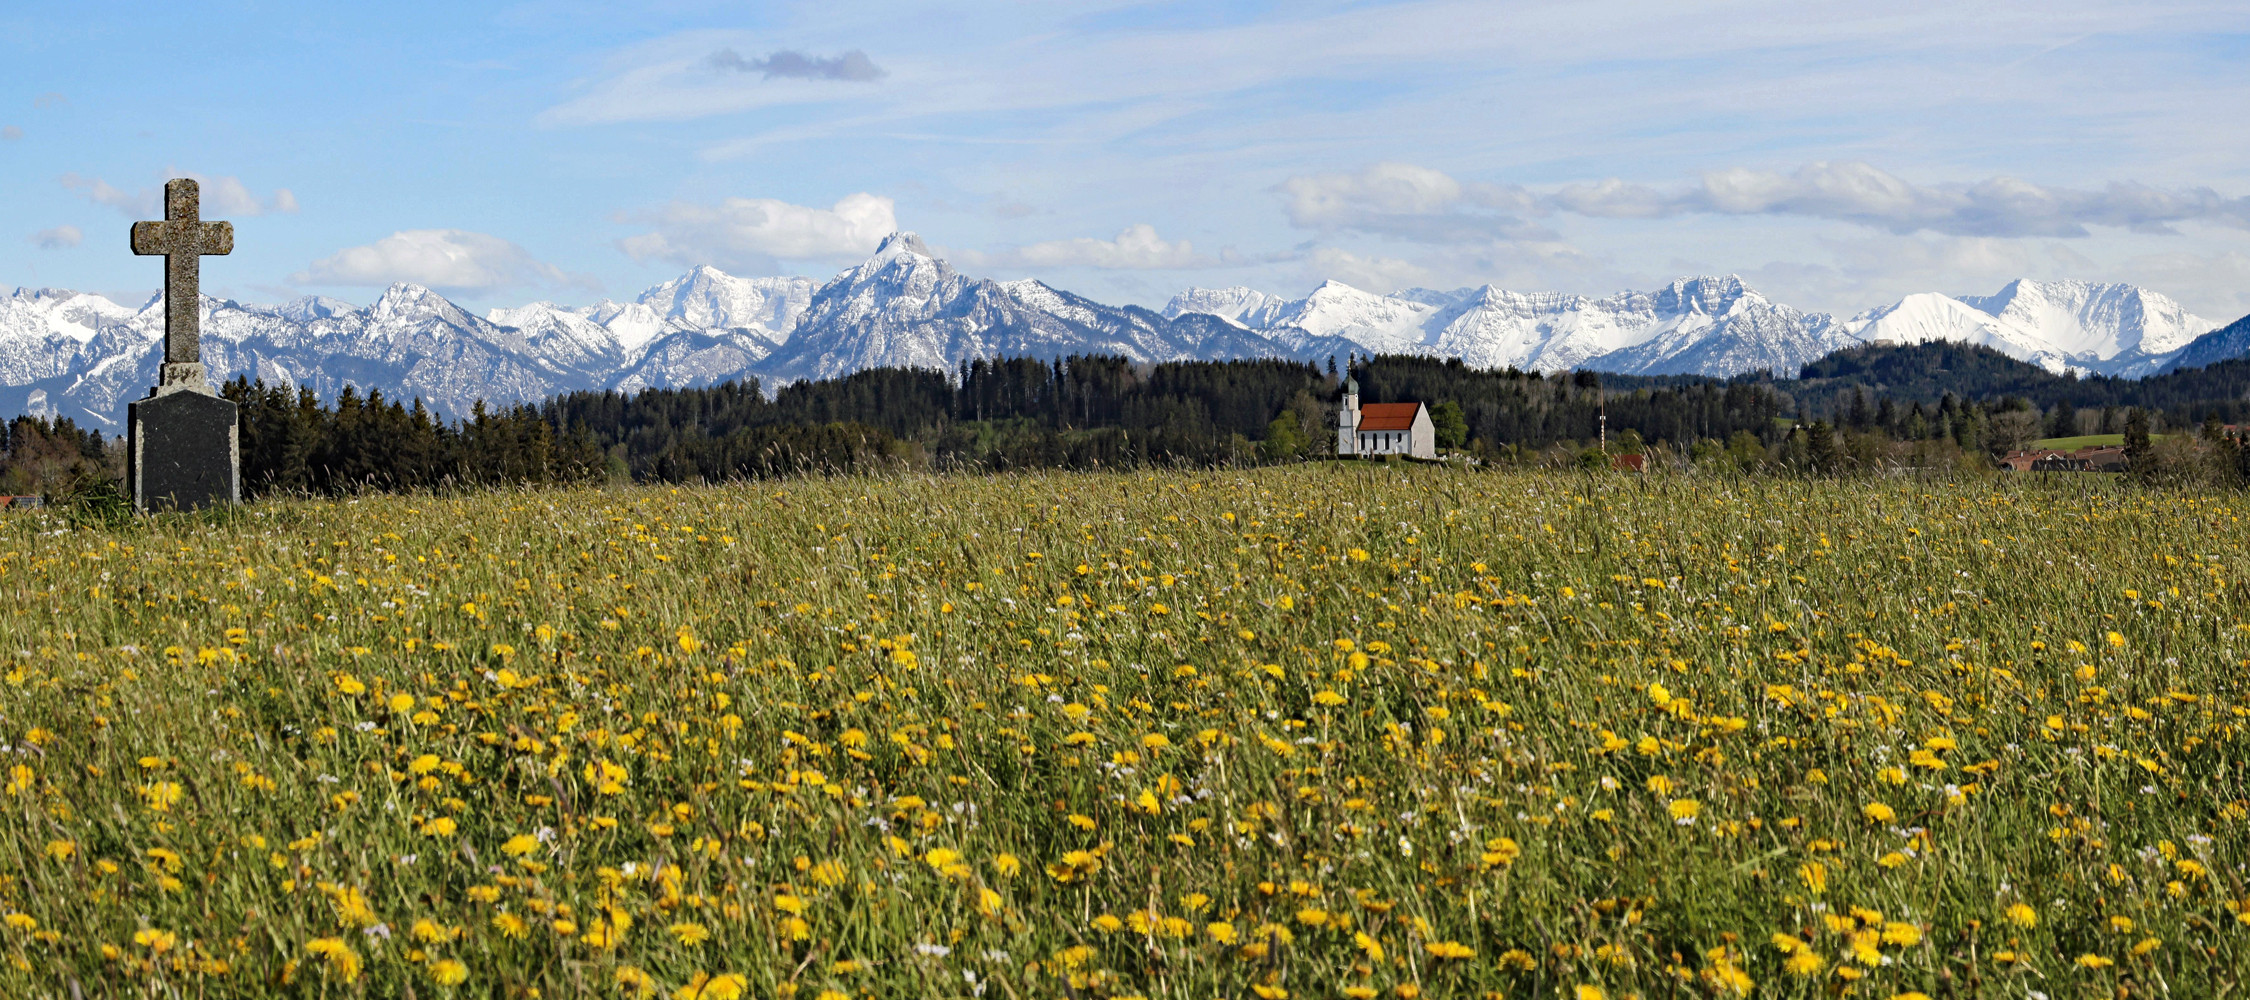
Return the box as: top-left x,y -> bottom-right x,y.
1997,445 -> 2128,472
1336,378 -> 1436,459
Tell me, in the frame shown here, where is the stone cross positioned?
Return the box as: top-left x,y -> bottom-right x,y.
126,177 -> 240,512
130,178 -> 232,391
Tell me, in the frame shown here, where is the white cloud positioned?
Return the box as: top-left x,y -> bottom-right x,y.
1740,233 -> 2138,318
1,126 -> 20,142
1298,247 -> 1431,294
962,225 -> 1210,270
1554,161 -> 2250,238
294,229 -> 589,293
59,171 -> 299,218
2113,250 -> 2250,321
30,225 -> 81,250
617,192 -> 896,271
1278,162 -> 1544,243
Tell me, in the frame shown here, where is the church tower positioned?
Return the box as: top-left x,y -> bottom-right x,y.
1337,375 -> 1360,456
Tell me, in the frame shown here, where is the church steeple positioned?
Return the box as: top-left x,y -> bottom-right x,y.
1337,375 -> 1361,456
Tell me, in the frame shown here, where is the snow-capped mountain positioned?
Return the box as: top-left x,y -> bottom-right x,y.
1167,276 -> 2226,379
1836,280 -> 2214,377
5,233 -> 2241,428
2162,313 -> 2250,373
1167,275 -> 1860,377
0,234 -> 1343,425
758,233 -> 1345,382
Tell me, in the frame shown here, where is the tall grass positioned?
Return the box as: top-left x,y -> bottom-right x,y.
0,465 -> 2242,998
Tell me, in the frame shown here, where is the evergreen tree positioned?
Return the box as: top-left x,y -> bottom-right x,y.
2124,407 -> 2152,465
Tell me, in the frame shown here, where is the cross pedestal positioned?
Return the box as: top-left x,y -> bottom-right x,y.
127,178 -> 239,512
128,391 -> 239,511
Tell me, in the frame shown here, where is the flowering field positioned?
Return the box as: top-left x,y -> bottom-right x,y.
0,466 -> 2245,998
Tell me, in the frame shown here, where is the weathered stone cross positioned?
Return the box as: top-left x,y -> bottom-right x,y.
130,177 -> 232,391
126,176 -> 240,512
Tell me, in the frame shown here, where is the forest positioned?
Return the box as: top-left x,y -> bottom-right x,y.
5,342 -> 2250,501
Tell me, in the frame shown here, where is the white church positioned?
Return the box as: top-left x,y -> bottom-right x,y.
1336,378 -> 1436,459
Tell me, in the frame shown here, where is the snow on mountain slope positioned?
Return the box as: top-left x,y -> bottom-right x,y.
1960,280 -> 2209,360
636,266 -> 813,339
762,233 -> 1315,381
2159,312 -> 2250,373
1266,280 -> 1454,354
1837,280 -> 2214,376
486,302 -> 625,369
1169,275 -> 1850,377
5,247 -> 2240,428
1161,287 -> 1291,329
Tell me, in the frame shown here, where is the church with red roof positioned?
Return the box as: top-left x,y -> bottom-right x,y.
1336,378 -> 1435,459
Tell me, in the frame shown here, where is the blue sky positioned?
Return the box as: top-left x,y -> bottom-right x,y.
5,0 -> 2249,320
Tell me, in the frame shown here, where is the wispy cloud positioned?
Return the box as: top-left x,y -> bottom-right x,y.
1279,161 -> 2250,245
957,225 -> 1213,270
706,48 -> 885,82
59,171 -> 299,218
31,92 -> 66,110
1552,161 -> 2250,238
1278,163 -> 1546,243
1,126 -> 20,142
295,229 -> 592,293
617,193 -> 897,272
30,225 -> 81,250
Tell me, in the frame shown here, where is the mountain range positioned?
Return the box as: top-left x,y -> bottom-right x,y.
0,231 -> 2240,427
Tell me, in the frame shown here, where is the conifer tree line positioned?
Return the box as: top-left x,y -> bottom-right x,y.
9,343 -> 2250,501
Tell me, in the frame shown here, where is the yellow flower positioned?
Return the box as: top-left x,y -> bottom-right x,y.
616,967 -> 658,1000
428,959 -> 468,985
1797,862 -> 1827,895
2075,954 -> 2114,969
924,847 -> 970,877
1577,988 -> 1607,1000
1353,931 -> 1384,961
502,834 -> 539,857
1206,921 -> 1236,944
421,816 -> 457,837
388,693 -> 416,713
671,922 -> 711,945
1863,802 -> 1896,824
1784,952 -> 1824,977
1424,940 -> 1474,959
1881,922 -> 1922,947
2005,903 -> 2037,928
305,937 -> 362,982
133,928 -> 176,953
1667,799 -> 1701,823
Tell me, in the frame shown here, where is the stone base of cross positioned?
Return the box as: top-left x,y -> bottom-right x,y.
127,178 -> 240,511
155,362 -> 213,396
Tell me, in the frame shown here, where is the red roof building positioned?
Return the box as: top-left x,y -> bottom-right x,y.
1337,380 -> 1435,459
